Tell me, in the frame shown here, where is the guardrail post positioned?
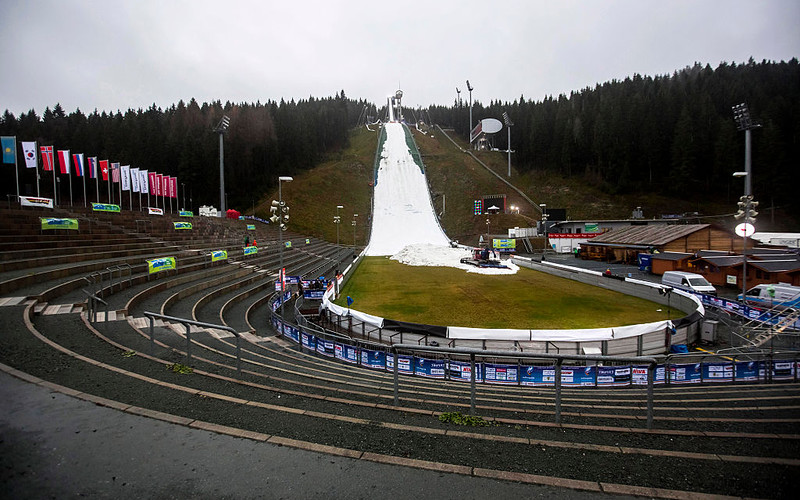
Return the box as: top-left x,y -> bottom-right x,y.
149,315 -> 155,355
392,347 -> 399,407
470,353 -> 476,415
185,322 -> 191,366
555,359 -> 563,424
647,362 -> 655,430
236,334 -> 242,376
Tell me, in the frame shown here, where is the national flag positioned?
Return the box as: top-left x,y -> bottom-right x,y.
120,165 -> 131,191
99,160 -> 109,181
40,146 -> 55,171
57,150 -> 71,174
130,167 -> 140,192
111,162 -> 120,183
148,172 -> 156,195
72,153 -> 85,177
21,142 -> 37,169
88,157 -> 98,179
140,169 -> 149,194
1,136 -> 15,163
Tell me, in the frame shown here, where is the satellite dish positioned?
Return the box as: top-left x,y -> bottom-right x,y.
481,118 -> 502,134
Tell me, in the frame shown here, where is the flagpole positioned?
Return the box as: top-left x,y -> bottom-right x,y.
52,157 -> 57,207
95,159 -> 99,203
107,163 -> 111,204
35,141 -> 40,196
13,136 -> 20,201
82,158 -> 87,207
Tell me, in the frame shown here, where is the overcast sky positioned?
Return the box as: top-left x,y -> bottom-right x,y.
2,0 -> 798,116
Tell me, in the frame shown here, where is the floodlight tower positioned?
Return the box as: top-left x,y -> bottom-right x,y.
732,103 -> 761,301
466,80 -> 474,139
455,87 -> 461,107
214,115 -> 230,214
271,176 -> 292,315
503,111 -> 514,177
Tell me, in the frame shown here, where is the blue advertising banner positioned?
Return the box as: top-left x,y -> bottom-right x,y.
303,290 -> 325,300
631,365 -> 666,385
597,366 -> 632,387
316,338 -> 335,357
386,353 -> 414,374
301,331 -> 316,351
360,349 -> 386,370
772,360 -> 795,381
562,366 -> 597,387
447,360 -> 482,382
702,362 -> 734,383
520,365 -> 551,386
415,358 -> 446,379
735,361 -> 761,381
282,324 -> 300,343
244,246 -> 258,256
484,363 -> 519,385
669,363 -> 702,384
334,343 -> 358,364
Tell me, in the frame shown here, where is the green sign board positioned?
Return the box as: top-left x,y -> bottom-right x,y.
210,250 -> 228,262
492,239 -> 516,249
147,256 -> 176,274
40,217 -> 79,230
247,224 -> 256,230
179,210 -> 193,217
92,203 -> 120,213
244,246 -> 258,256
173,222 -> 193,230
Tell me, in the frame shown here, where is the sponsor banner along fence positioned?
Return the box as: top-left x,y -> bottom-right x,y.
179,210 -> 193,217
92,203 -> 120,213
271,314 -> 798,386
147,256 -> 176,274
173,221 -> 192,230
700,292 -> 800,329
210,250 -> 228,262
21,196 -> 53,208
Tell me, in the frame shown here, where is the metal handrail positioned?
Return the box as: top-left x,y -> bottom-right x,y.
83,289 -> 109,331
391,344 -> 658,429
143,311 -> 242,376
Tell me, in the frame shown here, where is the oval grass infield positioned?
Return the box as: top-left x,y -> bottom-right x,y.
334,257 -> 679,329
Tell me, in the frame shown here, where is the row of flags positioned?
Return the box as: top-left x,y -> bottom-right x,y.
2,135 -> 178,201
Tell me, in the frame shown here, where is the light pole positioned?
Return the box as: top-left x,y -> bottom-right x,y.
271,176 -> 292,315
181,182 -> 185,211
732,103 -> 760,302
466,80 -> 474,144
334,205 -> 344,247
214,115 -> 230,215
352,213 -> 358,248
540,203 -> 549,254
503,111 -> 514,177
486,218 -> 490,246
455,87 -> 461,107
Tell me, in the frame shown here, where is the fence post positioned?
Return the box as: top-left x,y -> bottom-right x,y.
555,359 -> 563,424
393,348 -> 399,406
149,315 -> 155,355
647,362 -> 655,430
185,322 -> 191,366
470,353 -> 476,416
236,333 -> 241,376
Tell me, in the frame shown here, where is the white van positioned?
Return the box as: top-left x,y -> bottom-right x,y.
739,283 -> 800,310
661,271 -> 717,295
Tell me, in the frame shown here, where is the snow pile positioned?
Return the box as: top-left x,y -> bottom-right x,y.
365,122 -> 451,256
391,244 -> 519,275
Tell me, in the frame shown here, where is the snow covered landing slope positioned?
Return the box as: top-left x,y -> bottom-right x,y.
365,123 -> 450,256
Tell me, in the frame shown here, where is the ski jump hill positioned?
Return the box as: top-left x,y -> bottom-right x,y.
365,122 -> 450,256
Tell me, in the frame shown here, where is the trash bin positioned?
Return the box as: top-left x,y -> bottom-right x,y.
701,320 -> 718,343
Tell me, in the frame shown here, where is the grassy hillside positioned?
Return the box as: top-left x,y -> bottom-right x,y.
260,124 -> 762,246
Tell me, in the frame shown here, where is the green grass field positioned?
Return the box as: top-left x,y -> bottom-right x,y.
334,257 -> 678,329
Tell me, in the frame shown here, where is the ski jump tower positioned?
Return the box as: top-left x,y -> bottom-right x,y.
387,89 -> 404,122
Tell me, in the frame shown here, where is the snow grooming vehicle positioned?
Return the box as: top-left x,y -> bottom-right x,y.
460,248 -> 510,269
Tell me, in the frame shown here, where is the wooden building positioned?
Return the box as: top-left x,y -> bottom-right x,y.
689,250 -> 800,289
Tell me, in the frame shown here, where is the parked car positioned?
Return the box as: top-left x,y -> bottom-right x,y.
739,283 -> 800,310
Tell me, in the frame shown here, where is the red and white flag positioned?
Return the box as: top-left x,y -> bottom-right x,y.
40,146 -> 54,171
72,153 -> 85,177
21,142 -> 37,169
57,150 -> 70,174
111,162 -> 120,183
99,160 -> 109,181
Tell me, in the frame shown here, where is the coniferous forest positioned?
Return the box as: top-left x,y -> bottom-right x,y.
1,59 -> 798,219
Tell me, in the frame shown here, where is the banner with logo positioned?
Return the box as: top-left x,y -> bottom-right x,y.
360,349 -> 386,370
20,196 -> 53,208
668,363 -> 702,384
772,360 -> 795,381
316,338 -> 335,357
92,203 -> 120,213
179,210 -> 193,217
386,353 -> 414,374
147,256 -> 176,274
561,366 -> 597,387
415,357 -> 446,379
334,343 -> 358,364
631,365 -> 666,385
701,362 -> 734,383
734,361 -> 761,381
285,241 -> 292,248
282,323 -> 300,343
244,246 -> 258,256
301,331 -> 316,351
447,360 -> 482,382
484,363 -> 519,385
597,366 -> 632,387
210,250 -> 228,262
148,207 -> 163,215
40,217 -> 79,230
173,221 -> 192,230
247,224 -> 255,230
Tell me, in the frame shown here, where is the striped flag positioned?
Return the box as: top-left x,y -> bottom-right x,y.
57,150 -> 70,174
88,157 -> 98,179
99,160 -> 109,181
72,153 -> 85,177
111,162 -> 120,182
40,146 -> 55,171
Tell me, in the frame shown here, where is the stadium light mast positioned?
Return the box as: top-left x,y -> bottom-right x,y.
466,80 -> 474,142
503,111 -> 514,177
352,213 -> 358,248
271,176 -> 292,316
214,115 -> 230,215
455,87 -> 461,107
732,103 -> 760,303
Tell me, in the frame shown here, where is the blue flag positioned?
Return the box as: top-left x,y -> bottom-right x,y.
1,136 -> 15,163
346,296 -> 354,307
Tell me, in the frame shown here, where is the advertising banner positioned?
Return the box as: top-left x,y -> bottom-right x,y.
303,290 -> 325,300
492,239 -> 516,252
668,363 -> 702,384
702,362 -> 734,383
210,250 -> 228,262
148,207 -> 164,215
561,366 -> 597,387
334,343 -> 358,364
285,241 -> 292,248
734,361 -> 761,381
179,210 -> 193,217
282,324 -> 300,343
20,196 -> 53,208
147,256 -> 176,274
415,357 -> 446,379
247,224 -> 256,230
92,203 -> 120,213
40,218 -> 78,230
386,353 -> 414,374
447,360 -> 482,382
244,246 -> 258,256
772,360 -> 795,381
173,221 -> 192,230
301,331 -> 316,350
360,349 -> 386,370
520,365 -> 551,386
597,366 -> 632,387
484,363 -> 519,385
631,365 -> 666,385
316,338 -> 335,357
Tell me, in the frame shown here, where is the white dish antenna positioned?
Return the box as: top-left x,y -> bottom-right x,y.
481,118 -> 502,134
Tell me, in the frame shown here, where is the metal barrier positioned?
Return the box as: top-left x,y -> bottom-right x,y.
391,344 -> 658,429
143,311 -> 242,376
83,289 -> 109,331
